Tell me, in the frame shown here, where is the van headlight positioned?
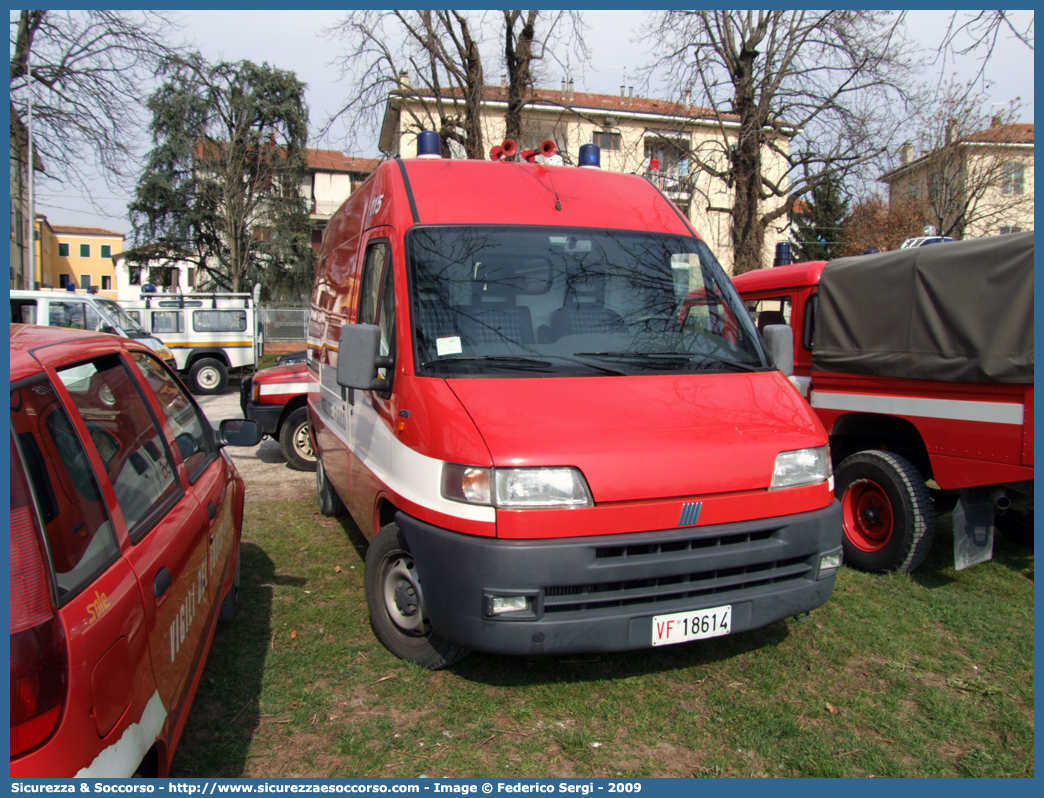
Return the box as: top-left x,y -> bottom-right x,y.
770,445 -> 831,489
441,465 -> 592,508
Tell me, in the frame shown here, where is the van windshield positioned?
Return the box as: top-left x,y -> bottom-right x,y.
95,298 -> 149,338
407,226 -> 766,377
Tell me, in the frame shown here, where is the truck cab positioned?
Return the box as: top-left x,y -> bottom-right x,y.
732,234 -> 1034,573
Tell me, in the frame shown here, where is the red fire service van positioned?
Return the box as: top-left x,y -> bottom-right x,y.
307,133 -> 843,668
732,233 -> 1033,574
10,324 -> 261,777
241,360 -> 316,471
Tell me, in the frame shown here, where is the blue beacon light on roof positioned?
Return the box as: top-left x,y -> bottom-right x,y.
416,130 -> 442,159
578,144 -> 601,169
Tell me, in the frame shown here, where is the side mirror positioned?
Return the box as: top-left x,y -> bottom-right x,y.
99,324 -> 118,335
337,323 -> 394,391
217,418 -> 262,447
762,324 -> 794,377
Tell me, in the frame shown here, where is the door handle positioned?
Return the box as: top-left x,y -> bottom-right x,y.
207,501 -> 217,521
153,567 -> 172,600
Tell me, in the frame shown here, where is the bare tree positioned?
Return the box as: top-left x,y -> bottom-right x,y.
932,10 -> 1034,87
645,11 -> 917,274
324,10 -> 589,158
9,10 -> 182,199
885,82 -> 1033,240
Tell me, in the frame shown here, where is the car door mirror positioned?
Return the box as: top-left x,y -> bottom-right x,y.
216,418 -> 262,447
762,324 -> 794,377
336,323 -> 393,391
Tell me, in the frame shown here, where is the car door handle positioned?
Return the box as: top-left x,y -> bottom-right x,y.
207,501 -> 217,521
153,567 -> 172,600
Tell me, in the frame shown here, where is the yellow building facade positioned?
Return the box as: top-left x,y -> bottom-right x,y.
34,219 -> 123,298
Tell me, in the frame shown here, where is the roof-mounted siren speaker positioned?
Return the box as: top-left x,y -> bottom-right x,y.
416,130 -> 442,159
489,145 -> 506,161
578,143 -> 601,169
500,139 -> 519,159
539,139 -> 557,158
521,149 -> 537,163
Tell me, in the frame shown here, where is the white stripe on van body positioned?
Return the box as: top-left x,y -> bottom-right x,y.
317,380 -> 495,524
810,391 -> 1024,425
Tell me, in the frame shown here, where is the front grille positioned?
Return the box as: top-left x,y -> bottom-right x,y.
595,529 -> 774,559
543,555 -> 811,614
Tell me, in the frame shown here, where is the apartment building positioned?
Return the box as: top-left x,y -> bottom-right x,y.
33,219 -> 123,298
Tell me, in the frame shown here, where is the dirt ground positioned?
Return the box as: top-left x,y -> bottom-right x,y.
196,378 -> 316,504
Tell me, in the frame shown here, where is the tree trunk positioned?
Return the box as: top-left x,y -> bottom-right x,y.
504,10 -> 538,143
729,44 -> 766,276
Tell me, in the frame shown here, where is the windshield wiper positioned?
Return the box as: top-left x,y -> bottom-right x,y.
422,355 -> 555,371
576,351 -> 759,372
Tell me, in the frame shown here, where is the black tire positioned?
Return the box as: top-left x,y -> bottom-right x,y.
279,407 -> 317,472
218,549 -> 240,622
835,450 -> 934,573
189,358 -> 228,395
316,458 -> 347,517
364,522 -> 471,670
996,509 -> 1034,548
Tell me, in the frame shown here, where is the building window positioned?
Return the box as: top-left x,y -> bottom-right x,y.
1000,162 -> 1025,195
80,274 -> 91,290
101,245 -> 111,258
128,266 -> 141,286
58,273 -> 71,288
58,243 -> 69,257
80,244 -> 91,258
593,131 -> 621,151
999,226 -> 1022,235
101,275 -> 112,290
187,268 -> 196,288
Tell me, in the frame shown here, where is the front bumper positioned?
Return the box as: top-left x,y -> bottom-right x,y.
240,378 -> 284,435
398,500 -> 842,656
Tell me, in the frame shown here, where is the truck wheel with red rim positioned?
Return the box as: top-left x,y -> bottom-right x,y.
279,407 -> 317,472
835,450 -> 934,573
364,522 -> 470,670
188,357 -> 228,395
995,509 -> 1034,548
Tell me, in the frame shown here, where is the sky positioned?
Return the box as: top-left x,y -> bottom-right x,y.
23,9 -> 1035,236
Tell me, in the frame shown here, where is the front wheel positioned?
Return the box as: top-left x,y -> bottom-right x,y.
189,358 -> 228,395
280,407 -> 317,472
835,450 -> 934,573
364,522 -> 470,670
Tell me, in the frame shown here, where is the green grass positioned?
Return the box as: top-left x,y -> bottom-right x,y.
172,500 -> 1034,778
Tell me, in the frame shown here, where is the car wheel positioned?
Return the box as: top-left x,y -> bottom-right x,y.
279,407 -> 317,472
836,450 -> 934,573
219,550 -> 240,622
189,358 -> 228,395
364,522 -> 471,670
316,458 -> 346,517
996,508 -> 1034,548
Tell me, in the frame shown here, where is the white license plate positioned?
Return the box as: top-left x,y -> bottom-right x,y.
651,604 -> 732,646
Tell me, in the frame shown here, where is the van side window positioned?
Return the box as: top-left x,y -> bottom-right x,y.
130,352 -> 216,483
359,242 -> 389,325
802,294 -> 817,351
49,300 -> 102,331
56,355 -> 182,542
193,310 -> 246,333
152,311 -> 184,334
11,379 -> 120,603
377,255 -> 396,364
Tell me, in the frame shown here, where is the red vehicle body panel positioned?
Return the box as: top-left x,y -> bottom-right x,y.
9,325 -> 245,778
731,262 -> 1034,491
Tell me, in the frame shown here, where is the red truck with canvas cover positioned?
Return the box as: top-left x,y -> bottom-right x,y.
732,233 -> 1033,573
307,134 -> 843,668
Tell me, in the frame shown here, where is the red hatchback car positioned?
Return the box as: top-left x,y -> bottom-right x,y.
9,325 -> 260,777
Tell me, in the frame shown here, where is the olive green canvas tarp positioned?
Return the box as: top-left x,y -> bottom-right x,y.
811,232 -> 1033,383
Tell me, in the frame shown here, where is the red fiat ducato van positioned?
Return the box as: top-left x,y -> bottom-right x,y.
308,135 -> 843,668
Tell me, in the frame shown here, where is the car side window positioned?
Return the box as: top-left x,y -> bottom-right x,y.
10,379 -> 120,602
56,355 -> 182,542
130,352 -> 216,483
359,242 -> 389,325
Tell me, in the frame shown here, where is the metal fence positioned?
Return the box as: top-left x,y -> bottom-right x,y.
261,308 -> 308,342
